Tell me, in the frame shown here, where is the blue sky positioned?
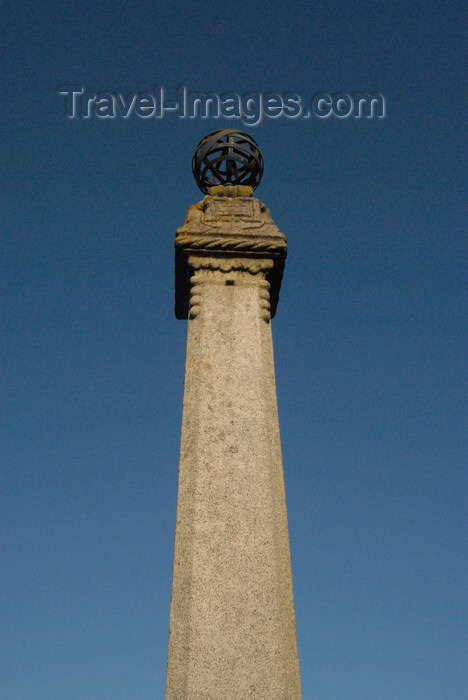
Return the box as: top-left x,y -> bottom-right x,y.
2,1 -> 466,698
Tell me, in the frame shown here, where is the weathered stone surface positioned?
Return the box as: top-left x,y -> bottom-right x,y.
166,188 -> 301,699
175,185 -> 287,320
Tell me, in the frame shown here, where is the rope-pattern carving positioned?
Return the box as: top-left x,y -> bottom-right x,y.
176,234 -> 287,254
175,192 -> 286,320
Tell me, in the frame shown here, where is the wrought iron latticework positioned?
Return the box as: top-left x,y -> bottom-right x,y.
192,129 -> 264,194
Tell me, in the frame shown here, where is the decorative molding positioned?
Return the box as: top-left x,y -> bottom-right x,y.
175,192 -> 287,320
176,234 -> 287,255
176,193 -> 285,241
207,185 -> 254,197
188,256 -> 274,275
186,266 -> 272,323
259,281 -> 272,322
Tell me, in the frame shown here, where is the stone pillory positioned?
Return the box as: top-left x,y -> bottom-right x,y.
166,130 -> 301,699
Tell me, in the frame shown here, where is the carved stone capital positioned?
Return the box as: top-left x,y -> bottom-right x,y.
188,256 -> 274,275
175,187 -> 287,319
187,257 -> 273,322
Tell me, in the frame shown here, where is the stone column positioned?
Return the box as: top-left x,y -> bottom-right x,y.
166,185 -> 301,699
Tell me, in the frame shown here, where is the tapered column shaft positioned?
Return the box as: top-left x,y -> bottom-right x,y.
167,188 -> 301,698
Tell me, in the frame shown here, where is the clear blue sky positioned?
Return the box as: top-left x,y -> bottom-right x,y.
2,1 -> 466,698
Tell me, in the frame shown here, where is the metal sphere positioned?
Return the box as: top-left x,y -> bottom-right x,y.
192,129 -> 264,194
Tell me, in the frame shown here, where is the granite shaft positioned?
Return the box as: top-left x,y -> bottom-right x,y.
166,188 -> 301,698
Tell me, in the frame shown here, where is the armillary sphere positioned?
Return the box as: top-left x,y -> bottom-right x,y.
192,129 -> 264,194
